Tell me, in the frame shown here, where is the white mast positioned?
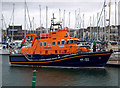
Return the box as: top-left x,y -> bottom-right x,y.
12,3 -> 15,42
115,0 -> 117,26
75,10 -> 76,29
108,0 -> 111,42
1,14 -> 3,43
63,10 -> 65,27
59,9 -> 61,21
93,15 -> 94,40
39,5 -> 41,27
102,16 -> 104,40
115,0 -> 117,40
97,12 -> 99,41
79,8 -> 80,39
0,2 -> 2,43
32,17 -> 34,33
46,6 -> 48,33
83,14 -> 84,41
104,0 -> 106,41
24,1 -> 26,37
90,16 -> 92,41
68,12 -> 70,33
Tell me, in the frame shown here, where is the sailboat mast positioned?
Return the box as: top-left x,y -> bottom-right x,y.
24,1 -> 26,37
39,5 -> 41,27
59,9 -> 61,21
46,6 -> 48,33
32,17 -> 34,33
97,12 -> 99,41
115,0 -> 117,40
68,12 -> 70,33
75,10 -> 76,29
102,16 -> 104,40
93,15 -> 94,40
108,0 -> 111,42
90,16 -> 91,41
0,2 -> 2,43
1,14 -> 3,42
104,0 -> 106,41
83,14 -> 84,41
79,8 -> 80,29
115,0 -> 117,26
63,10 -> 65,27
12,3 -> 15,42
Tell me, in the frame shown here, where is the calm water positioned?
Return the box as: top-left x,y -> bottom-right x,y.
1,55 -> 120,87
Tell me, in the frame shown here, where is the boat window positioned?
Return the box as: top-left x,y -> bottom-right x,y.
55,50 -> 57,53
74,40 -> 78,44
44,42 -> 47,46
61,40 -> 65,45
70,40 -> 73,44
52,41 -> 56,45
52,32 -> 56,34
66,40 -> 69,44
40,42 -> 42,46
64,50 -> 67,53
45,50 -> 48,54
57,41 -> 60,45
66,33 -> 68,36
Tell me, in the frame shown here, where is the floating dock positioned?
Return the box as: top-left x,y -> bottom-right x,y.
107,54 -> 120,66
107,61 -> 120,66
0,49 -> 10,55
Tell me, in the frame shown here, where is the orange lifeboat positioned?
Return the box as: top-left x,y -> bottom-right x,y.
9,14 -> 113,68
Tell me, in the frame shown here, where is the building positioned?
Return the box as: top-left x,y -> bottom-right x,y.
7,25 -> 24,40
75,25 -> 119,41
110,25 -> 119,41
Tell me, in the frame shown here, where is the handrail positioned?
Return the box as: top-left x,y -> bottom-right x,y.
32,40 -> 39,54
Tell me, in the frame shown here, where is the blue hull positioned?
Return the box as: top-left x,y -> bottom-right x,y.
9,51 -> 112,68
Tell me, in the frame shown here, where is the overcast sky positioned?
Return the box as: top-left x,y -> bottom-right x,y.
1,0 -> 120,30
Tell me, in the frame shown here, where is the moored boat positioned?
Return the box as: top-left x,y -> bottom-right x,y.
9,15 -> 113,68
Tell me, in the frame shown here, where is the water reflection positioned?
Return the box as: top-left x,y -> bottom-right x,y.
35,68 -> 108,86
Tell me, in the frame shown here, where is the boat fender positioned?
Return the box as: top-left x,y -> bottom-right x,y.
9,48 -> 11,54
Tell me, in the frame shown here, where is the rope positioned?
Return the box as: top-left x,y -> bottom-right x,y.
92,1 -> 106,42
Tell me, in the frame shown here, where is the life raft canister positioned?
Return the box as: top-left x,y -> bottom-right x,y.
39,33 -> 49,39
